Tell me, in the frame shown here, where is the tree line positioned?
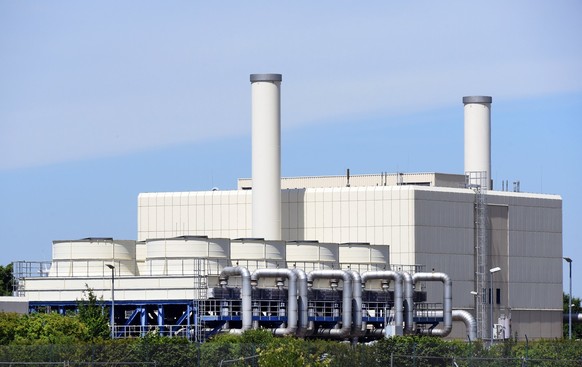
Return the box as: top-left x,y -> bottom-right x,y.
0,327 -> 581,366
0,263 -> 581,366
0,263 -> 12,296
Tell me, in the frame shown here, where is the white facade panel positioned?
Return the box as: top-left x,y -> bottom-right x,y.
23,276 -> 212,303
333,200 -> 342,228
238,172 -> 466,190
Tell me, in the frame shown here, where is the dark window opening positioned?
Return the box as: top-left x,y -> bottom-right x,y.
400,182 -> 431,186
496,288 -> 501,305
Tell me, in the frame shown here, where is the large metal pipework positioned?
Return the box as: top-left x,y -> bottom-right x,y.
347,270 -> 363,339
454,310 -> 477,341
251,268 -> 297,335
412,272 -> 453,337
428,310 -> 477,341
402,272 -> 414,334
219,266 -> 252,333
293,268 -> 309,336
307,270 -> 353,338
361,271 -> 404,336
563,313 -> 582,322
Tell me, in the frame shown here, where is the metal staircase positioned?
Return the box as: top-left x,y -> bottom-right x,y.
466,171 -> 489,341
193,258 -> 208,342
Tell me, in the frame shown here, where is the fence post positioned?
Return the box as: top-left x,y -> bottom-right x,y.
413,342 -> 417,367
468,335 -> 473,367
390,352 -> 393,367
525,334 -> 529,366
197,342 -> 201,367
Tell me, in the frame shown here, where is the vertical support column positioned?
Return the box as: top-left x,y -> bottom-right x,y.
189,303 -> 194,341
140,307 -> 147,336
157,304 -> 164,335
250,73 -> 282,240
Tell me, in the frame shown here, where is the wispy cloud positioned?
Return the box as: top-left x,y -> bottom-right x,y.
1,1 -> 580,169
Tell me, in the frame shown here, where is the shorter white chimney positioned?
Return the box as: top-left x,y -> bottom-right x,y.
463,96 -> 492,190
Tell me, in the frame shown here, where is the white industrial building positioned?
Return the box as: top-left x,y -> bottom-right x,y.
12,74 -> 563,341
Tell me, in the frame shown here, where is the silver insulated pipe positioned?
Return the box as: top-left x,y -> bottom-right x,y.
307,269 -> 353,338
219,266 -> 252,333
361,271 -> 404,336
412,272 -> 453,337
453,310 -> 477,341
250,73 -> 282,240
293,268 -> 309,337
402,272 -> 414,334
251,268 -> 297,336
563,313 -> 582,323
428,310 -> 477,341
347,270 -> 363,339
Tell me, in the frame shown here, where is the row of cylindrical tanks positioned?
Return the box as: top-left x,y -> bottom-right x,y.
48,237 -> 390,278
213,266 -> 477,340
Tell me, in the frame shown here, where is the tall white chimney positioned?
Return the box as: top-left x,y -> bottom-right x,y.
463,96 -> 492,190
250,73 -> 282,240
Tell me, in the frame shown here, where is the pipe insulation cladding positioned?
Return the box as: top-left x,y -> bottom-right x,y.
250,74 -> 282,240
412,272 -> 453,337
219,266 -> 253,333
361,270 -> 404,336
307,269 -> 353,338
251,268 -> 298,336
463,96 -> 492,190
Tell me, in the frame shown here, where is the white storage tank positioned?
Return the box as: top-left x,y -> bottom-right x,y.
49,238 -> 137,277
286,241 -> 339,272
135,241 -> 146,276
339,243 -> 390,273
230,238 -> 286,272
145,236 -> 230,276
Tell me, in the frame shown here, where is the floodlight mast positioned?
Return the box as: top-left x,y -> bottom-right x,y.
563,257 -> 572,340
106,264 -> 115,339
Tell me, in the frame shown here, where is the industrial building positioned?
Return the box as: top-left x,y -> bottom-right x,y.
12,74 -> 563,342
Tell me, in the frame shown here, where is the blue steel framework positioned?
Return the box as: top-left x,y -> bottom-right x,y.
28,287 -> 440,342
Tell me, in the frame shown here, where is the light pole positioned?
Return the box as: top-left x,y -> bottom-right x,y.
563,257 -> 572,340
489,267 -> 501,346
106,264 -> 115,339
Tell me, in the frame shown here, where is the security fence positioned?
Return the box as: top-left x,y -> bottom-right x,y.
0,341 -> 580,367
0,364 -> 155,367
390,354 -> 581,367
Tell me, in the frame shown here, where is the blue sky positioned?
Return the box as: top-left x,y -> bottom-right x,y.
1,1 -> 581,295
